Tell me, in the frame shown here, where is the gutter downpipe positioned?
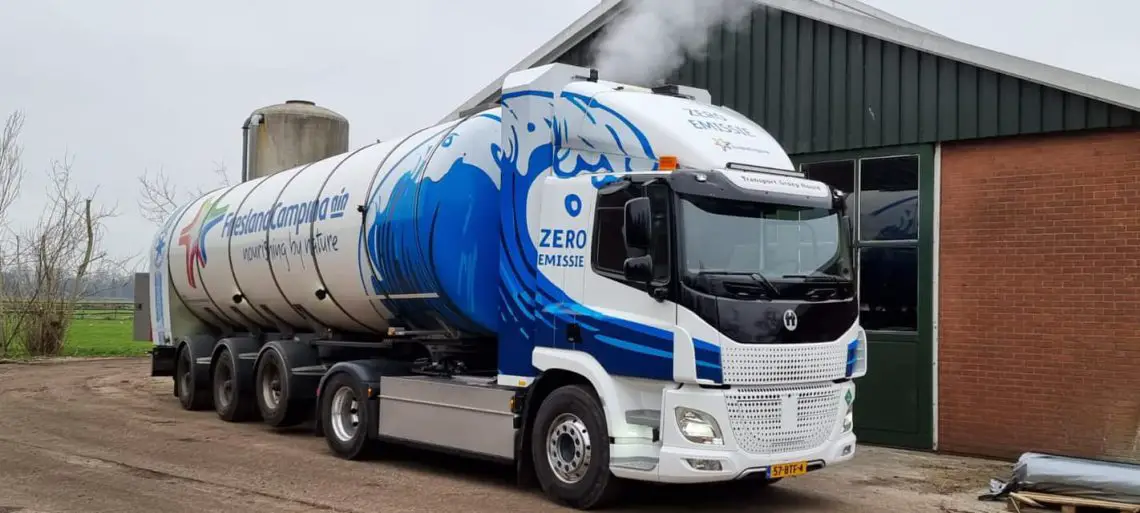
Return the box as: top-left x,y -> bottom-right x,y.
241,113 -> 264,183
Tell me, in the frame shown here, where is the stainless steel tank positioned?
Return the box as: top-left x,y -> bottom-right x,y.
241,100 -> 350,181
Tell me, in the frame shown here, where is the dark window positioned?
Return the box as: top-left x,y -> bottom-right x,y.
802,160 -> 855,195
859,156 -> 919,242
592,183 -> 644,275
802,154 -> 921,334
859,246 -> 918,331
593,208 -> 627,273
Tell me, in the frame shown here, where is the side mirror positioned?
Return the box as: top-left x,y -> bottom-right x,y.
623,197 -> 651,250
623,255 -> 653,283
834,191 -> 854,240
842,194 -> 855,243
840,194 -> 856,267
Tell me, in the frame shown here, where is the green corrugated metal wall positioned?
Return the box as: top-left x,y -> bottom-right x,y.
557,6 -> 1140,155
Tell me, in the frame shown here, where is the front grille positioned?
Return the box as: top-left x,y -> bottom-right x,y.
725,382 -> 841,454
720,339 -> 850,386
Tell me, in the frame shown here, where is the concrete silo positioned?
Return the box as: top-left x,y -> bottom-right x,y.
241,100 -> 350,181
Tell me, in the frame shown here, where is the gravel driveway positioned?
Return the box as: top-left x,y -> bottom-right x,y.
0,358 -> 1008,513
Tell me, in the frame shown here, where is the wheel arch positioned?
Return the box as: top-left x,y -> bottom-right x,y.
254,339 -> 323,397
531,347 -> 641,439
176,335 -> 216,360
210,336 -> 259,372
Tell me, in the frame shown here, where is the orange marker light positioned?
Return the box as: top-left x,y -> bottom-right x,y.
659,155 -> 678,171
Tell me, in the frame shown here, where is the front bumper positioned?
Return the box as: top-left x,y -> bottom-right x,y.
609,380 -> 857,484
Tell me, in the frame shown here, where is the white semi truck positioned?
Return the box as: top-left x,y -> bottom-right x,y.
138,63 -> 867,509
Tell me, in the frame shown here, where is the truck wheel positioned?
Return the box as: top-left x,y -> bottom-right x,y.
319,372 -> 373,460
175,346 -> 211,411
255,347 -> 308,427
213,348 -> 257,422
531,384 -> 622,510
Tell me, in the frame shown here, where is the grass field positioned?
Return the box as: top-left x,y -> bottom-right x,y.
2,301 -> 151,359
63,317 -> 151,357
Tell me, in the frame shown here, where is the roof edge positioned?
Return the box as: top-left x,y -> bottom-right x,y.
444,0 -> 1140,122
822,0 -> 942,36
763,0 -> 1140,112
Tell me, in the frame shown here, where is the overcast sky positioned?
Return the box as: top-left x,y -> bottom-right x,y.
1,0 -> 1136,267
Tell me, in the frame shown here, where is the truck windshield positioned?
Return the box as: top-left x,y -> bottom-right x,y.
679,194 -> 853,286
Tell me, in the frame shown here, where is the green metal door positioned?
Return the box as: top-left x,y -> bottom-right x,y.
794,144 -> 935,450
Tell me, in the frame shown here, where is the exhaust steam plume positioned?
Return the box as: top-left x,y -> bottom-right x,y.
590,0 -> 756,86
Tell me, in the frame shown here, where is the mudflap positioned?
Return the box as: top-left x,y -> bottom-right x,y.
151,346 -> 177,377
513,386 -> 537,489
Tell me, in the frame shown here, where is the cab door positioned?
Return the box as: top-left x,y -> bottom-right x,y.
577,180 -> 678,381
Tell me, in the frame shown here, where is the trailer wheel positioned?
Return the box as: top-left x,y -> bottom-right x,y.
213,348 -> 257,422
175,346 -> 211,411
319,372 -> 373,460
255,347 -> 309,427
531,384 -> 622,510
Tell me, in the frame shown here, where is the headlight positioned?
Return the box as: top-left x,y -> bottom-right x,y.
674,407 -> 723,445
842,410 -> 854,433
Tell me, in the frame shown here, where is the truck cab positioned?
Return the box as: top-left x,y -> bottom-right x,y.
500,65 -> 868,494
533,159 -> 864,486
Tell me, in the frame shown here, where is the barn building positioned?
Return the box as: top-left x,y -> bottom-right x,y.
447,0 -> 1140,461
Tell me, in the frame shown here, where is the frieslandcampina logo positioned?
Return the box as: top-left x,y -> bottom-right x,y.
712,137 -> 769,155
176,198 -> 229,288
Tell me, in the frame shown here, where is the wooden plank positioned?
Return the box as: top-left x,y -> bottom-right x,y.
1010,493 -> 1043,508
1012,491 -> 1140,512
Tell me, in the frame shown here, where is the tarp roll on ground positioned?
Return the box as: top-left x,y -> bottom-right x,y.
1014,452 -> 1140,504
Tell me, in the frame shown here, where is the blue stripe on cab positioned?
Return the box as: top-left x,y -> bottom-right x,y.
694,338 -> 723,382
845,339 -> 859,377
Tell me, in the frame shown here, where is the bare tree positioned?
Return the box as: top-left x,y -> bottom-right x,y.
0,111 -> 26,354
0,111 -> 24,226
0,110 -> 126,358
137,160 -> 230,225
3,153 -> 123,356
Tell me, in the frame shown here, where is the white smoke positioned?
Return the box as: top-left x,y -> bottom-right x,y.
590,0 -> 756,86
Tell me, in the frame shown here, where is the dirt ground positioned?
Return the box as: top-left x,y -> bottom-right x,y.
0,358 -> 1009,513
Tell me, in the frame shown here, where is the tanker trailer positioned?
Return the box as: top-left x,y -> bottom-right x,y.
139,63 -> 868,510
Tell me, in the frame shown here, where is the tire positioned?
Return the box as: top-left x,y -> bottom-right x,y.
318,372 -> 373,460
175,346 -> 211,411
255,348 -> 309,427
531,384 -> 622,510
213,348 -> 257,422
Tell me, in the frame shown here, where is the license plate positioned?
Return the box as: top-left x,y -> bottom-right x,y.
767,461 -> 808,479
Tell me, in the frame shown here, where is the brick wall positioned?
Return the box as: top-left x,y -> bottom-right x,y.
939,128 -> 1140,462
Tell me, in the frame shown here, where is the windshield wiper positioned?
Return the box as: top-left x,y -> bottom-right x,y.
782,273 -> 850,283
748,273 -> 779,295
691,271 -> 781,298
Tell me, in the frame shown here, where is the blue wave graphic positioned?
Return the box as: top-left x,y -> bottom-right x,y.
364,118 -> 501,335
357,86 -> 723,382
